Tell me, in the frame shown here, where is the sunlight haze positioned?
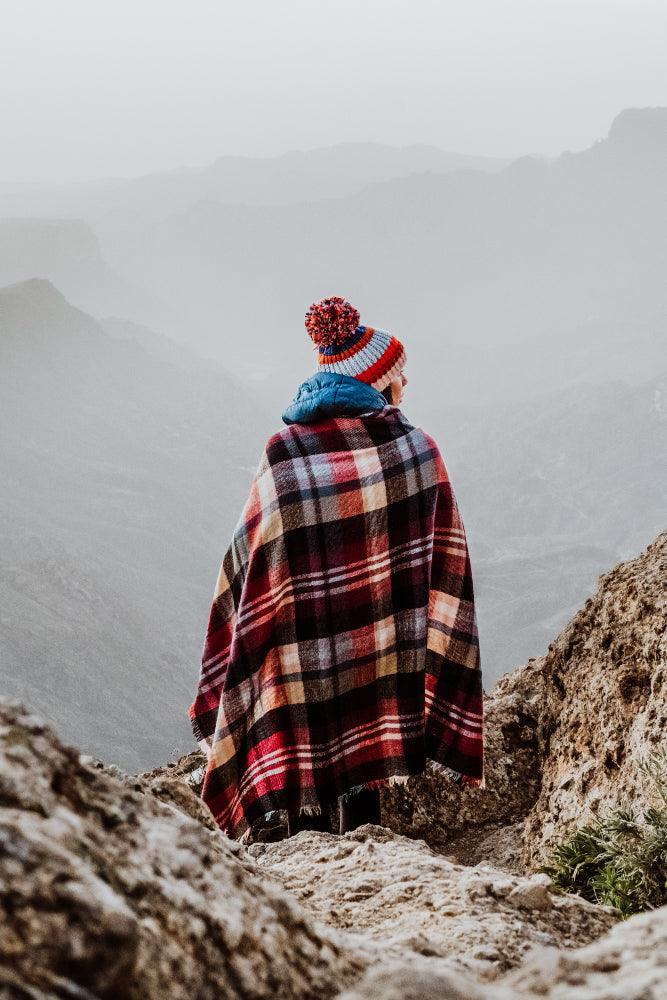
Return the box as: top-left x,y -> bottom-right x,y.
2,0 -> 666,181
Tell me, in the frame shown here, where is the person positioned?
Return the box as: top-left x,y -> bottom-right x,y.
189,296 -> 485,842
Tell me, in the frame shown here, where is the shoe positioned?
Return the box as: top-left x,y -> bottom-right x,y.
339,787 -> 381,834
287,808 -> 333,837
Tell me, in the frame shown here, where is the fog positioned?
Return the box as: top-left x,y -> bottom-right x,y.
0,5 -> 665,769
2,0 -> 666,181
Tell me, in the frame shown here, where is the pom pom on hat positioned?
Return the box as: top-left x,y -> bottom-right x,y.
305,295 -> 360,348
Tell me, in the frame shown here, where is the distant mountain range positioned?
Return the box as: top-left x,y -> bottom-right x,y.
0,108 -> 664,410
0,278 -> 274,770
1,109 -> 664,769
1,277 -> 664,770
0,142 -> 511,219
0,217 -> 171,332
434,374 -> 667,675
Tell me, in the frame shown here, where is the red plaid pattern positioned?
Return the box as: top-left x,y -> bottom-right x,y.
189,407 -> 485,839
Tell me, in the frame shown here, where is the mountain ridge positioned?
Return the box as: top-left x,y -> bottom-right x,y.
0,278 -> 274,770
1,277 -> 664,765
88,107 -> 667,396
0,140 -> 511,219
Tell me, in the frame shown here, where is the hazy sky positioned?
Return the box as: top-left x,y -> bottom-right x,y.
3,0 -> 666,182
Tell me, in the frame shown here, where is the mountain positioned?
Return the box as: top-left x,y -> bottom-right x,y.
2,110 -> 663,410
101,315 -> 220,372
3,529 -> 666,998
1,280 -> 664,770
89,107 -> 667,407
574,105 -> 667,162
0,142 -> 511,219
427,373 -> 667,678
0,217 -> 173,330
0,278 -> 274,770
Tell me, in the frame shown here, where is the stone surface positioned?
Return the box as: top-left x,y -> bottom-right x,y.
0,700 -> 363,1000
381,655 -> 544,871
0,698 -> 632,1000
497,903 -> 667,998
522,530 -> 667,868
253,824 -> 618,982
340,902 -> 667,999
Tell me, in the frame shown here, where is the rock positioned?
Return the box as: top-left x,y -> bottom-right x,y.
254,825 -> 618,980
382,532 -> 667,874
2,695 -> 664,1000
139,751 -> 290,843
0,699 -> 364,999
338,904 -> 667,999
507,880 -> 553,911
337,965 -> 491,1000
4,532 -> 666,998
522,530 -> 667,867
125,769 -> 220,831
140,748 -> 207,796
499,903 -> 667,999
381,656 -> 545,870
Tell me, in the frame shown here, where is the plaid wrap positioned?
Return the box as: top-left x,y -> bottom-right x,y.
189,406 -> 485,840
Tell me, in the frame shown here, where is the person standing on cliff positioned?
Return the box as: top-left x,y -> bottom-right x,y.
189,296 -> 485,841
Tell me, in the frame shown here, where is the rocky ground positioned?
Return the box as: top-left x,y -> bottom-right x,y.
1,531 -> 665,998
0,700 -> 364,999
250,826 -> 617,980
340,904 -> 667,1000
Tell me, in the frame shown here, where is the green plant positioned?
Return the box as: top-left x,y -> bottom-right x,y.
539,747 -> 667,917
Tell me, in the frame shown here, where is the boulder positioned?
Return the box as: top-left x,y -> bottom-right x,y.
0,700 -> 363,999
522,530 -> 667,867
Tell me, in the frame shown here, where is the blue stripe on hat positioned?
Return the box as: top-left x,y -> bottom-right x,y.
317,325 -> 367,356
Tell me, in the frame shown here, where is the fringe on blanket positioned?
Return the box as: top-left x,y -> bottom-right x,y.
298,803 -> 323,816
238,762 -> 485,842
427,758 -> 486,790
338,773 -> 411,804
338,762 -> 486,802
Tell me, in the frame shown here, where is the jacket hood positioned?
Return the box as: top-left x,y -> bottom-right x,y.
282,371 -> 388,425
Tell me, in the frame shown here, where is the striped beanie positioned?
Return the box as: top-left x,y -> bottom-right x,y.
305,296 -> 406,393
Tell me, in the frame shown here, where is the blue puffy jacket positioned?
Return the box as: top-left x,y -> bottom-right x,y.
281,371 -> 389,425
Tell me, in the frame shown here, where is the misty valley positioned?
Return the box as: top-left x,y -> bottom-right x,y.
1,108 -> 665,770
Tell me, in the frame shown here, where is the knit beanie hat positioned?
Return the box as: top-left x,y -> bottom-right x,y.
305,296 -> 406,393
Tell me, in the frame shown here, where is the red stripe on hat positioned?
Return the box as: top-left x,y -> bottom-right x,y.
356,337 -> 404,384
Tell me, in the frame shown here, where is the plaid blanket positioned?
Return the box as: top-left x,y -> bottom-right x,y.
189,406 -> 485,840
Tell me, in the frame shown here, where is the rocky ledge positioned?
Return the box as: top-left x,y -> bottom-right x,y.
1,696 -> 665,999
2,530 -> 666,998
